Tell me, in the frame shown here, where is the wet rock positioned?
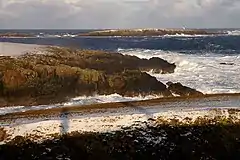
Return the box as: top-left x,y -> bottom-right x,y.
166,82 -> 204,96
109,71 -> 172,97
220,62 -> 234,65
144,57 -> 176,74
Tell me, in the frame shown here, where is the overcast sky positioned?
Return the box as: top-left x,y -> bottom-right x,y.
0,0 -> 239,29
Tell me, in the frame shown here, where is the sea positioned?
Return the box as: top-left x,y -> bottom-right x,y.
0,29 -> 239,111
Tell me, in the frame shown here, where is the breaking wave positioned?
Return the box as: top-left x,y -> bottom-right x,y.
226,30 -> 240,36
0,94 -> 160,115
118,48 -> 240,94
36,33 -> 78,38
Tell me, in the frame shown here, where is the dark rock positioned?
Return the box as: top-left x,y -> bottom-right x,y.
110,71 -> 172,97
220,62 -> 234,65
77,50 -> 176,74
140,57 -> 176,74
167,82 -> 204,96
31,47 -> 176,74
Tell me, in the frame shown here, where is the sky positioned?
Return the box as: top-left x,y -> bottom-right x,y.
0,0 -> 239,29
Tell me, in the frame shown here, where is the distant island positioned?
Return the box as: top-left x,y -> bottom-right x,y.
79,28 -> 217,37
0,29 -> 219,38
0,33 -> 34,38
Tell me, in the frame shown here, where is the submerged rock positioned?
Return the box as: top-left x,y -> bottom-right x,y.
166,82 -> 204,96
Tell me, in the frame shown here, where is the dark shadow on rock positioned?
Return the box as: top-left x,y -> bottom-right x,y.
166,81 -> 204,97
60,108 -> 69,135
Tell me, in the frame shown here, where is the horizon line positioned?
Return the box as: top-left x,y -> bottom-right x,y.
0,27 -> 240,30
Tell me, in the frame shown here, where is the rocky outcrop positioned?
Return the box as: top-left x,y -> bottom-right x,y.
0,47 -> 175,107
79,29 -> 216,37
45,47 -> 176,74
166,82 -> 204,97
0,46 -> 206,107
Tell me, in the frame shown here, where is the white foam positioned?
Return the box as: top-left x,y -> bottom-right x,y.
0,104 -> 61,116
118,48 -> 240,94
64,93 -> 158,106
226,30 -> 240,35
163,34 -> 211,37
36,33 -> 78,38
62,33 -> 77,38
0,94 -> 160,115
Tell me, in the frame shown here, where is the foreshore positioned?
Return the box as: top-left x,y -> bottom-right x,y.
0,92 -> 239,141
0,89 -> 239,140
1,93 -> 240,119
0,95 -> 240,159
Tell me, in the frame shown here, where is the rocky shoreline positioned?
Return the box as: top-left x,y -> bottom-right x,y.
0,44 -> 204,107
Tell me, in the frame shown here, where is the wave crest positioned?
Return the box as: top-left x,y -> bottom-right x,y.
118,48 -> 240,94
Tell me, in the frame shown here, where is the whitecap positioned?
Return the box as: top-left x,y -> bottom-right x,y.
226,30 -> 240,36
118,48 -> 240,94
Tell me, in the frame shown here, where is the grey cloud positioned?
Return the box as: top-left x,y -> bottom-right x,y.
0,0 -> 239,29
